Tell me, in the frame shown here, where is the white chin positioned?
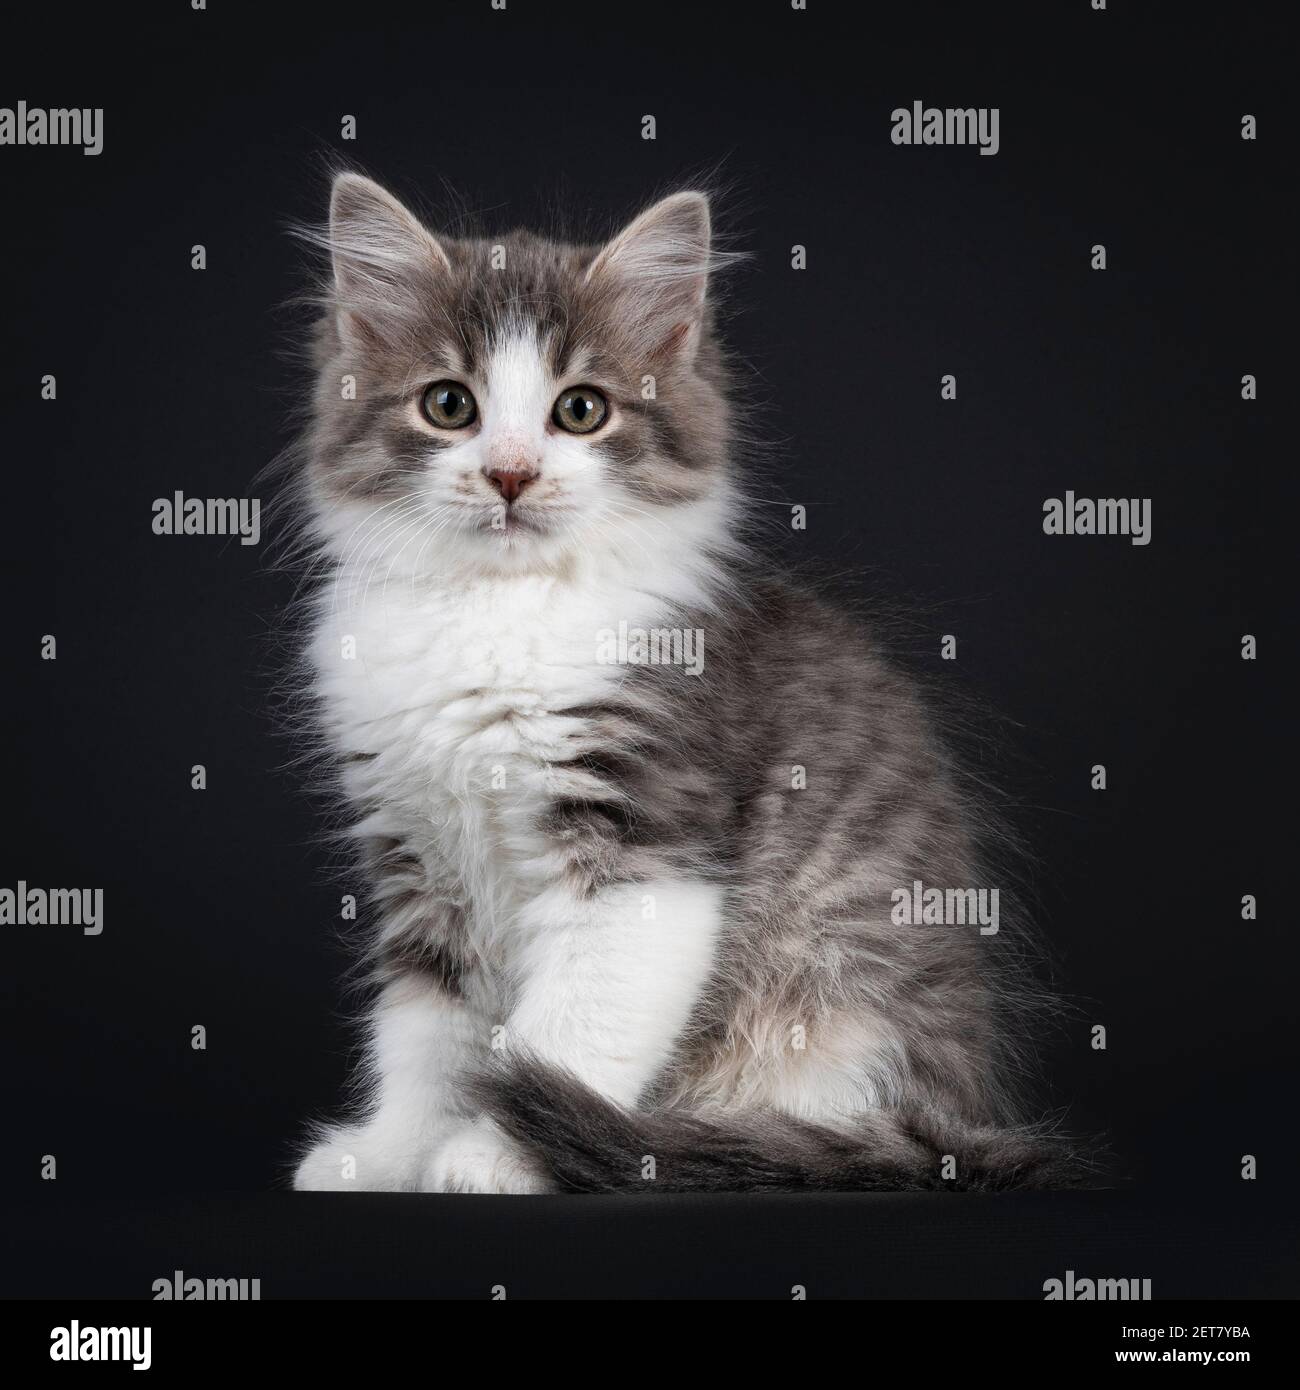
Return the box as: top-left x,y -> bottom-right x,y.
486,513 -> 548,539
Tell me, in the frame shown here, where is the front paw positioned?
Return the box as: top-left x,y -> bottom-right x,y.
293,1123 -> 425,1192
422,1119 -> 550,1194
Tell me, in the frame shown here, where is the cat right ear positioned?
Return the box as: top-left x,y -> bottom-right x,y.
327,173 -> 450,349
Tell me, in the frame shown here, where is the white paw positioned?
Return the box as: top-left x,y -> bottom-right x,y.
422,1119 -> 550,1194
293,1124 -> 426,1192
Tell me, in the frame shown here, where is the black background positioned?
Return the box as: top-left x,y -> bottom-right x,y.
2,1 -> 1292,1297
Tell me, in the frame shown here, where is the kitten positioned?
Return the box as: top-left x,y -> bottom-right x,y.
290,172 -> 1085,1193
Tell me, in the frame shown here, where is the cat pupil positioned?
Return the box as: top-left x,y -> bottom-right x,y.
573,396 -> 588,420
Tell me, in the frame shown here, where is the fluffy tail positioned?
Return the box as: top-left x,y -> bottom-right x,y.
469,1056 -> 1094,1194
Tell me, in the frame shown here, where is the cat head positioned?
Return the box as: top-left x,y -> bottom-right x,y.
304,173 -> 740,580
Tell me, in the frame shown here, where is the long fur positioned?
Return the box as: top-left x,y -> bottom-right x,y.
469,1053 -> 1089,1193
283,169 -> 1100,1196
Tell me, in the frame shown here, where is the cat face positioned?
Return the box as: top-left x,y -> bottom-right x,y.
307,175 -> 735,576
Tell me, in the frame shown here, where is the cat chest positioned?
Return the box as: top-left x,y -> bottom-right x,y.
412,635 -> 612,901
328,587 -> 618,881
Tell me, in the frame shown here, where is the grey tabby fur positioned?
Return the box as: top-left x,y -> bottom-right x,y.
291,171 -> 1092,1193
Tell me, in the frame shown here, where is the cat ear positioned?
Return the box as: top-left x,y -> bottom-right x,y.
327,173 -> 450,348
584,192 -> 712,367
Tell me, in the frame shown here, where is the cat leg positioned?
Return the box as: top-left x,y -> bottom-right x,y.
422,877 -> 724,1193
294,971 -> 484,1191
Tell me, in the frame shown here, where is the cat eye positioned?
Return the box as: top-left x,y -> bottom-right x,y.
552,386 -> 609,435
421,381 -> 477,430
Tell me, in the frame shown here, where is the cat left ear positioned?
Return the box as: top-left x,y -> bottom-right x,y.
584,192 -> 712,368
327,173 -> 451,348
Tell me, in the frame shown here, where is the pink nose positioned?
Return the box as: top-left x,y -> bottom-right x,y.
484,466 -> 539,504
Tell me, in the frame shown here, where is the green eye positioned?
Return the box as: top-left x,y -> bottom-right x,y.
421,381 -> 477,429
553,386 -> 609,435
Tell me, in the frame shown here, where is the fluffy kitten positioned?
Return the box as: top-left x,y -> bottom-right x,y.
290,172 -> 1083,1193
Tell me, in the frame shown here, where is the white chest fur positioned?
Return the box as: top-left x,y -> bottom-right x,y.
313,569 -> 655,940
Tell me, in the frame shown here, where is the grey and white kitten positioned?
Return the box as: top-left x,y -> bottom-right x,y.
291,172 -> 1083,1193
